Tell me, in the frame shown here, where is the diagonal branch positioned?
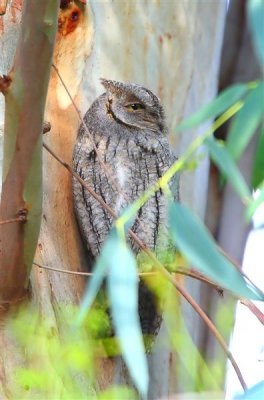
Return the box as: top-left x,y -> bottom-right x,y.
240,299 -> 264,325
43,140 -> 247,391
169,274 -> 248,391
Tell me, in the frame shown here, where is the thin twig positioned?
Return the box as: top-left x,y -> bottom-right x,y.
240,299 -> 264,325
45,67 -> 248,390
176,268 -> 223,295
43,142 -> 118,220
43,141 -> 246,391
43,143 -> 220,289
33,260 -> 222,292
51,64 -> 126,194
218,245 -> 264,298
0,217 -> 24,225
170,275 -> 248,391
51,64 -> 154,242
44,141 -> 151,253
33,261 -> 93,276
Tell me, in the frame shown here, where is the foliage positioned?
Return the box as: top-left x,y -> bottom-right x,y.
169,202 -> 262,299
77,228 -> 148,397
7,306 -> 137,399
235,381 -> 264,400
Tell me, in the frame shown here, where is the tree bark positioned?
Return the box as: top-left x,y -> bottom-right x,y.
0,0 -> 59,302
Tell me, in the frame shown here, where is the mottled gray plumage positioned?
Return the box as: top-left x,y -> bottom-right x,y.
73,79 -> 179,339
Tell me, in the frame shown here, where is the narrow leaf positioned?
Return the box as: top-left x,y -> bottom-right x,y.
235,380 -> 264,399
176,84 -> 248,131
116,204 -> 137,234
247,0 -> 264,69
246,181 -> 264,220
226,81 -> 264,160
205,137 -> 251,202
169,202 -> 264,300
97,387 -> 137,400
76,231 -> 118,324
252,126 -> 264,188
107,231 -> 149,398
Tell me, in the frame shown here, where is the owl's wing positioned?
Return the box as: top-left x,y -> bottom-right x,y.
165,147 -> 180,203
171,161 -> 180,203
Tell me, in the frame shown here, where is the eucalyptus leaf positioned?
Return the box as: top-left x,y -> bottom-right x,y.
176,84 -> 248,131
107,231 -> 149,398
117,204 -> 137,233
246,181 -> 264,220
252,126 -> 264,188
97,386 -> 137,400
234,380 -> 264,399
226,81 -> 264,160
77,230 -> 118,324
205,137 -> 251,202
77,228 -> 149,397
169,202 -> 264,300
247,0 -> 264,69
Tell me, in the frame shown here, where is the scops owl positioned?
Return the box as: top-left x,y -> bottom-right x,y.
73,79 -> 179,339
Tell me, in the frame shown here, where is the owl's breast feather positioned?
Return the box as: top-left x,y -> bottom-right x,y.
113,158 -> 129,214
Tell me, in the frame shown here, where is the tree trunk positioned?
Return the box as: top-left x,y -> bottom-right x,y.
0,1 -> 226,397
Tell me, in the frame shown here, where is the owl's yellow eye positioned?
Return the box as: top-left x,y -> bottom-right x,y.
125,103 -> 145,112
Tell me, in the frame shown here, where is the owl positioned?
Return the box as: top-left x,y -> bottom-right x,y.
73,79 -> 179,339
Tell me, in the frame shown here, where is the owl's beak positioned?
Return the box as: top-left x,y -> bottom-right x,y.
106,97 -> 113,115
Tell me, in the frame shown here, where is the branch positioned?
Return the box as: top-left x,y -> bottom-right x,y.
33,261 -> 93,276
240,299 -> 264,325
51,64 -> 156,242
0,0 -> 60,303
33,260 -> 222,293
43,141 -> 220,289
219,246 -> 264,298
169,274 -> 247,391
43,141 -> 246,390
0,215 -> 26,226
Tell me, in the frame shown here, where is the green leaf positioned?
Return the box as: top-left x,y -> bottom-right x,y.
205,137 -> 251,202
226,81 -> 264,160
107,231 -> 149,399
77,228 -> 148,397
15,368 -> 50,389
235,380 -> 264,399
176,84 -> 249,131
247,0 -> 264,69
246,181 -> 264,220
97,386 -> 137,400
252,126 -> 264,188
169,202 -> 264,300
76,230 -> 118,324
117,204 -> 138,233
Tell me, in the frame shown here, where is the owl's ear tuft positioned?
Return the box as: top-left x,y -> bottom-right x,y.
100,78 -> 110,88
100,78 -> 121,94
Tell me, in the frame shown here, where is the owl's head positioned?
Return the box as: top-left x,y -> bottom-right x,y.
101,78 -> 166,133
